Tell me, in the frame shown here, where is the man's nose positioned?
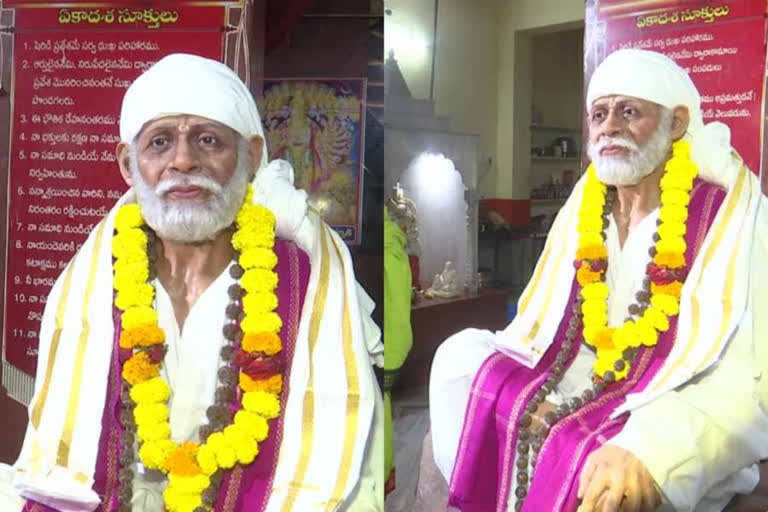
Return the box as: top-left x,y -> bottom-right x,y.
169,138 -> 200,173
598,110 -> 623,139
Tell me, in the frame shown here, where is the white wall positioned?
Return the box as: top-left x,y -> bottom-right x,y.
493,0 -> 584,199
386,0 -> 499,194
508,0 -> 586,32
433,0 -> 499,194
386,0 -> 586,198
385,0 -> 435,100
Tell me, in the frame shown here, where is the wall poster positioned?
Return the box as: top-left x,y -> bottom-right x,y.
259,78 -> 366,244
0,0 -> 257,404
584,0 -> 766,176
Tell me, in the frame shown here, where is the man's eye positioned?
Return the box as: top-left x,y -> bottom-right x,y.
151,137 -> 168,148
591,111 -> 605,122
199,135 -> 217,146
623,107 -> 637,117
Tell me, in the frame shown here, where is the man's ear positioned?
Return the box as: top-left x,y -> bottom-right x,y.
248,135 -> 264,179
116,143 -> 133,187
670,106 -> 690,141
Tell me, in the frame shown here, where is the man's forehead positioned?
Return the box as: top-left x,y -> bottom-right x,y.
138,114 -> 236,136
589,95 -> 659,110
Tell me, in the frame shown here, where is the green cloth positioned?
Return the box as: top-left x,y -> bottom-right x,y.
384,209 -> 413,371
383,208 -> 413,481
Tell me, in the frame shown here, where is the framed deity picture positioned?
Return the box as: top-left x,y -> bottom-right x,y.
259,78 -> 366,244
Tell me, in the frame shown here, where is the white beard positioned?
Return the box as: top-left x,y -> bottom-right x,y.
588,111 -> 673,186
130,139 -> 251,243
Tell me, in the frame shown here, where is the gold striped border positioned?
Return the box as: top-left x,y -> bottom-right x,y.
693,179 -> 753,373
57,219 -> 107,466
517,191 -> 577,315
448,353 -> 506,490
325,236 -> 361,511
30,254 -> 79,428
523,232 -> 570,344
651,167 -> 747,391
518,240 -> 553,315
280,222 -> 331,511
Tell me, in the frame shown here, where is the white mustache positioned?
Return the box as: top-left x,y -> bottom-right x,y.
154,174 -> 222,197
593,136 -> 639,153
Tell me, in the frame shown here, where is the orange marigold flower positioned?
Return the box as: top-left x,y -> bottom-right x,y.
241,332 -> 282,356
165,442 -> 202,477
122,352 -> 159,386
576,245 -> 608,261
120,325 -> 165,349
576,264 -> 602,286
651,281 -> 683,298
239,373 -> 283,394
593,328 -> 616,350
653,251 -> 686,269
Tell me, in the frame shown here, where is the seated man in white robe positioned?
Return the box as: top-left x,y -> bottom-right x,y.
430,49 -> 767,512
0,53 -> 384,512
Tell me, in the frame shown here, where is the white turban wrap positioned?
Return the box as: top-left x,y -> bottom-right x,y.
119,53 -> 270,173
586,49 -> 735,188
119,53 -> 307,239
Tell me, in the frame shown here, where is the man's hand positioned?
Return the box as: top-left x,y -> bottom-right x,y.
577,445 -> 661,512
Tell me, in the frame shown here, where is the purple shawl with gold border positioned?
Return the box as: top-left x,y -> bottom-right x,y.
448,179 -> 725,512
22,239 -> 310,512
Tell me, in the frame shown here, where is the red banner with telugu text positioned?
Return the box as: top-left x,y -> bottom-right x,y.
1,0 -> 254,382
585,0 -> 766,175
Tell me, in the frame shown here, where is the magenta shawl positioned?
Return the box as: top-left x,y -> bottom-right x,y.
22,239 -> 310,512
448,180 -> 725,512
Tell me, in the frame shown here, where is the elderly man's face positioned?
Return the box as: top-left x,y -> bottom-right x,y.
587,95 -> 673,186
133,114 -> 241,192
588,96 -> 662,148
117,115 -> 262,242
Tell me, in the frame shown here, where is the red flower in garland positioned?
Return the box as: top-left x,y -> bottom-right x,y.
574,259 -> 607,272
235,351 -> 286,380
589,259 -> 607,272
146,344 -> 168,365
647,263 -> 686,285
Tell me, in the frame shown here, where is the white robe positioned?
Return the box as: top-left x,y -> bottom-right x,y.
0,269 -> 383,512
431,200 -> 768,511
0,160 -> 385,511
128,270 -> 382,511
0,262 -> 384,512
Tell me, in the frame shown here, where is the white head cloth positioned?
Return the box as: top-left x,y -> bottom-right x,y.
587,49 -> 704,133
490,48 -> 763,416
586,48 -> 735,188
119,53 -> 270,172
587,49 -> 739,187
8,54 -> 383,511
120,53 -> 306,239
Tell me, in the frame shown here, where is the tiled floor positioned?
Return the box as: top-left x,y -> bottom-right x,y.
386,386 -> 456,512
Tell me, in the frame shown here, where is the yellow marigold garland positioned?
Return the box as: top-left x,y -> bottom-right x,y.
165,442 -> 203,477
238,373 -> 283,394
120,325 -> 165,349
241,332 -> 282,356
113,184 -> 285,512
242,391 -> 281,419
122,351 -> 159,385
577,140 -> 697,381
